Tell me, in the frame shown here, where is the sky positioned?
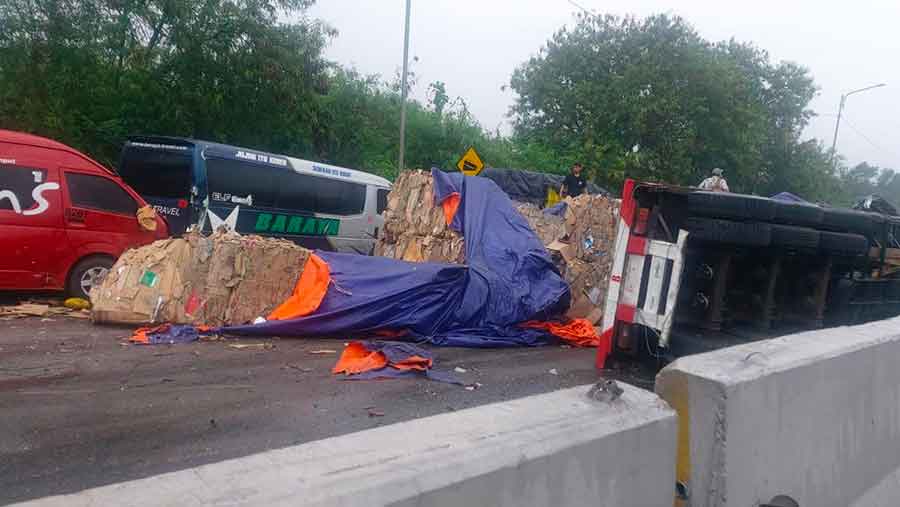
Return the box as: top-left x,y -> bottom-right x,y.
307,0 -> 899,171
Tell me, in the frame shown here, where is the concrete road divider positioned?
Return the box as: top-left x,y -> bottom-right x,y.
17,383 -> 676,507
657,317 -> 900,507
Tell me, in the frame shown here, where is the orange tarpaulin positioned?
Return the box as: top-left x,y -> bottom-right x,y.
332,341 -> 432,375
440,192 -> 461,226
522,318 -> 612,367
268,254 -> 331,321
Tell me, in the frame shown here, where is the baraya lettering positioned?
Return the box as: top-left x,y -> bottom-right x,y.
0,158 -> 16,165
254,213 -> 339,236
0,182 -> 59,216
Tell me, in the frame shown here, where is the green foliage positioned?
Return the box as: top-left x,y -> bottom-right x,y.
0,4 -> 888,202
0,0 -> 333,166
508,13 -> 851,201
836,162 -> 900,209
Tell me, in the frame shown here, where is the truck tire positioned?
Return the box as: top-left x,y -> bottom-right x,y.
687,191 -> 776,221
683,217 -> 771,247
819,231 -> 869,256
66,256 -> 114,300
821,208 -> 883,237
773,201 -> 824,227
770,224 -> 819,250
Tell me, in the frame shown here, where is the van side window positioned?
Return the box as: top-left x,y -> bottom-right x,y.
277,171 -> 366,216
377,188 -> 389,214
0,165 -> 47,211
206,157 -> 279,208
65,173 -> 137,215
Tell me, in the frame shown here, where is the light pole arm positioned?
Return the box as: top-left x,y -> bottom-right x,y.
829,83 -> 886,171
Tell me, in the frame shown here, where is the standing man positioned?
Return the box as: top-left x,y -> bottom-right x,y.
698,167 -> 730,192
561,163 -> 587,198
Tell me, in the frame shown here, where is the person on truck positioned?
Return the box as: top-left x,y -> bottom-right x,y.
560,163 -> 587,198
698,167 -> 730,192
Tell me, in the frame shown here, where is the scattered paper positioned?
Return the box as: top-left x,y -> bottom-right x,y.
227,343 -> 275,351
454,366 -> 467,373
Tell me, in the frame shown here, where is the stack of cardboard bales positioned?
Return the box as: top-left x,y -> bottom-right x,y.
549,194 -> 621,322
91,231 -> 309,327
374,170 -> 620,323
514,202 -> 566,246
374,170 -> 465,263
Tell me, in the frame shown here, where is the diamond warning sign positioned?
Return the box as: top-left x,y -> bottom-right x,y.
456,147 -> 485,176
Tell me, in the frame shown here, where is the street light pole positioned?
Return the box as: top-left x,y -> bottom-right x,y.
830,83 -> 886,172
398,0 -> 412,174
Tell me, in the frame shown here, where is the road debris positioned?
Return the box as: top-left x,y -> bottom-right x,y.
0,302 -> 90,320
454,366 -> 467,373
367,408 -> 385,417
63,298 -> 91,310
548,368 -> 559,375
333,341 -> 464,385
464,382 -> 483,391
227,343 -> 276,351
308,349 -> 337,355
587,379 -> 624,402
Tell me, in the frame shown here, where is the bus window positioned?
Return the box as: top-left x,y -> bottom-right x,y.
119,145 -> 192,199
377,188 -> 389,214
277,171 -> 366,216
206,157 -> 279,208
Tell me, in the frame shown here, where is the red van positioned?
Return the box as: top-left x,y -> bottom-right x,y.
0,130 -> 167,299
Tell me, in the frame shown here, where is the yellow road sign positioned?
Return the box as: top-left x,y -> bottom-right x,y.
456,147 -> 484,176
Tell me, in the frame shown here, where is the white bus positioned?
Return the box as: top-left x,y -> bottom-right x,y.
118,136 -> 391,254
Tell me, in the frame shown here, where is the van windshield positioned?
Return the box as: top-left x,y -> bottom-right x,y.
119,144 -> 193,199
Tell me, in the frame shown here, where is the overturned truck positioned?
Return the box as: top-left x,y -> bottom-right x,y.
602,179 -> 900,359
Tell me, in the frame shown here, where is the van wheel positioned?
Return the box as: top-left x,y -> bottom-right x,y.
67,256 -> 114,300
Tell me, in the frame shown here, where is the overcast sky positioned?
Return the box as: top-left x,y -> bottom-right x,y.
308,0 -> 899,171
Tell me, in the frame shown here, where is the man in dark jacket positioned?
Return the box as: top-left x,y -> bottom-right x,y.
560,163 -> 587,198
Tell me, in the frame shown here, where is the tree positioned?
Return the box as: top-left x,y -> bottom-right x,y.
0,0 -> 333,165
508,13 -> 839,200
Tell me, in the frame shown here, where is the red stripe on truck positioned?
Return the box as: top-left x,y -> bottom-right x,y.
626,236 -> 647,255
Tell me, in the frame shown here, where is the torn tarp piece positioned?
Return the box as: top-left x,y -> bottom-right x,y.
522,318 -> 613,368
332,341 -> 463,385
225,168 -> 571,347
130,324 -> 203,345
521,318 -> 603,347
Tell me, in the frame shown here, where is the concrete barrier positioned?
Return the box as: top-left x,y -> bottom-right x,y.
17,383 -> 676,507
657,317 -> 900,507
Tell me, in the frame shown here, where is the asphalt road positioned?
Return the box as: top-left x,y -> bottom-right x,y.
0,316 -> 655,505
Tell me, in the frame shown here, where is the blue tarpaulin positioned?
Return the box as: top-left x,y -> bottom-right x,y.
225,168 -> 571,347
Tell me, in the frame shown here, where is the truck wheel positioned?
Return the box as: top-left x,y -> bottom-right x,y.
687,192 -> 776,221
67,256 -> 114,300
683,217 -> 771,247
770,224 -> 819,250
819,231 -> 869,256
821,208 -> 883,237
773,201 -> 824,227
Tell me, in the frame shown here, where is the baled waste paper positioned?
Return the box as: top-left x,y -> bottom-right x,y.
374,169 -> 465,263
374,169 -> 620,323
90,231 -> 310,327
228,169 -> 608,364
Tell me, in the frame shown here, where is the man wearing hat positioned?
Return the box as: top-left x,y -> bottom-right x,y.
698,167 -> 730,192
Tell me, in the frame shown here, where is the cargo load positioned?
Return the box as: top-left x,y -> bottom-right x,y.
90,232 -> 310,327
374,170 -> 620,322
